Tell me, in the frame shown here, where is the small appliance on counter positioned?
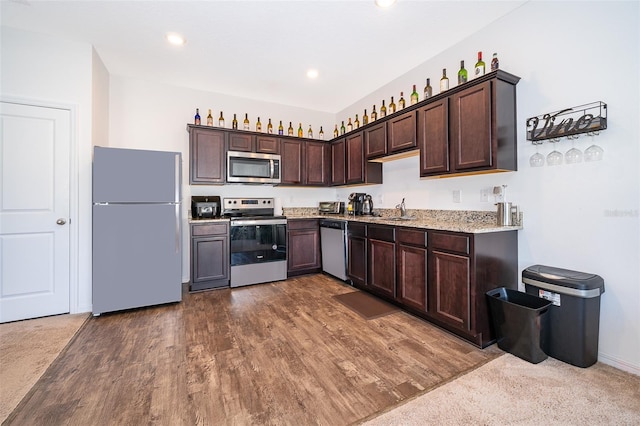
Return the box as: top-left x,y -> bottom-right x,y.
191,196 -> 221,219
347,193 -> 367,215
362,195 -> 373,215
318,201 -> 344,215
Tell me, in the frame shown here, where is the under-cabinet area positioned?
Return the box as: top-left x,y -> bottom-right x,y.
188,70 -> 519,186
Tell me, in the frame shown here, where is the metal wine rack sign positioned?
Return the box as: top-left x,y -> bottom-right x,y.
526,101 -> 607,143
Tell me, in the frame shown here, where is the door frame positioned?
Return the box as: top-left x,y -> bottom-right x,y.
1,96 -> 80,314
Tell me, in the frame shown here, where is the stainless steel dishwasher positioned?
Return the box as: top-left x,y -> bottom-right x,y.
319,218 -> 348,281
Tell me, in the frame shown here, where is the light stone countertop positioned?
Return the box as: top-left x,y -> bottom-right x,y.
283,207 -> 523,234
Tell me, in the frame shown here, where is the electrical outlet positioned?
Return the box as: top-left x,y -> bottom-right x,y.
453,190 -> 462,203
480,188 -> 490,203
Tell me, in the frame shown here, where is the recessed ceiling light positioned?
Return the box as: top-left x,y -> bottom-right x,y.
375,0 -> 397,8
166,32 -> 186,46
306,69 -> 319,79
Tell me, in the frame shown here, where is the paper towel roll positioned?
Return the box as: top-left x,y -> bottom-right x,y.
274,197 -> 283,216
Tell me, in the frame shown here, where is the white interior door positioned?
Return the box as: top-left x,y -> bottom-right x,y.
0,101 -> 71,323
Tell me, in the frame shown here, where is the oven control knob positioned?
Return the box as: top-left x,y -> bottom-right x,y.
272,244 -> 277,250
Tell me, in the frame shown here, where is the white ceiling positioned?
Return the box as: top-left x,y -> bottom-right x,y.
2,0 -> 527,112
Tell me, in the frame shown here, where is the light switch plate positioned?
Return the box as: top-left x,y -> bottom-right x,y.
480,188 -> 490,202
453,190 -> 462,203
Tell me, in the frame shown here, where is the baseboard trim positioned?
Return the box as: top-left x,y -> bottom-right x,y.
598,352 -> 640,376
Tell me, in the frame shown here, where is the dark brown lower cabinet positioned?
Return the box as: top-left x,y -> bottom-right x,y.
367,225 -> 396,299
347,222 -> 367,286
428,250 -> 471,331
190,222 -> 229,291
287,219 -> 321,276
396,228 -> 428,313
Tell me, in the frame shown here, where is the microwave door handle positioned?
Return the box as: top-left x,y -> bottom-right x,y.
270,159 -> 275,178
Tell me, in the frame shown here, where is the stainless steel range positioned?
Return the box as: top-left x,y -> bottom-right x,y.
223,197 -> 287,288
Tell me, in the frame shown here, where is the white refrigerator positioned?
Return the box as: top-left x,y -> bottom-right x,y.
92,146 -> 182,315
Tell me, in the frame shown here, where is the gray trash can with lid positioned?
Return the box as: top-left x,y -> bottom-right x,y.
522,264 -> 605,368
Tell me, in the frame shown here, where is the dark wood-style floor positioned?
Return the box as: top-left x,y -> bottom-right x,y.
6,274 -> 500,425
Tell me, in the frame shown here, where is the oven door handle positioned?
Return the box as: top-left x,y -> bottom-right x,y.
231,219 -> 287,226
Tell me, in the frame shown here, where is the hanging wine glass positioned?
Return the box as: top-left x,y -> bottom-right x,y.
529,142 -> 545,167
565,135 -> 583,164
546,138 -> 563,166
584,131 -> 604,162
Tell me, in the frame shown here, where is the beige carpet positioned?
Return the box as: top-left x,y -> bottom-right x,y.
0,313 -> 89,423
363,353 -> 640,425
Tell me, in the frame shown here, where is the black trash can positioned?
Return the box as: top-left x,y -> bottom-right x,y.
486,287 -> 552,364
522,265 -> 605,368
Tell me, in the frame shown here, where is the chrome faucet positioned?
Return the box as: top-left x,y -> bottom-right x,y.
396,198 -> 406,217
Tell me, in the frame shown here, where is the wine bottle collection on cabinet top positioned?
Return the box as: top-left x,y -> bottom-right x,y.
334,50 -> 500,137
192,109 -> 324,140
192,51 -> 499,141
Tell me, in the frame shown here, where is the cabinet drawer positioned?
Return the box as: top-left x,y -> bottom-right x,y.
430,231 -> 469,254
191,223 -> 228,236
348,222 -> 367,238
368,225 -> 395,242
287,219 -> 318,230
397,228 -> 427,247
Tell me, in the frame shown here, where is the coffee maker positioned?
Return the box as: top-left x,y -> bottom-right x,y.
347,193 -> 366,215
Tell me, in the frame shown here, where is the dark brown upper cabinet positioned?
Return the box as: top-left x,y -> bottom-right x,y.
364,122 -> 387,159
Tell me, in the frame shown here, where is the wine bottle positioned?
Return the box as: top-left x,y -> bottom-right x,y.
458,60 -> 468,85
267,118 -> 273,134
278,120 -> 284,135
218,111 -> 225,127
288,122 -> 294,136
354,114 -> 360,129
363,109 -> 369,125
491,52 -> 499,71
380,100 -> 387,118
256,117 -> 262,132
347,118 -> 353,132
440,69 -> 449,92
232,113 -> 238,130
297,123 -> 303,138
475,51 -> 485,77
308,125 -> 313,138
371,105 -> 377,121
319,126 -> 324,140
194,108 -> 201,125
423,79 -> 432,100
410,85 -> 419,105
206,109 -> 213,126
399,92 -> 406,109
243,113 -> 250,130
340,121 -> 346,135
389,96 -> 396,114
333,125 -> 339,138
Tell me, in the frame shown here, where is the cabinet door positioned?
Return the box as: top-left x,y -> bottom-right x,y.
256,135 -> 280,154
331,139 -> 346,186
190,128 -> 225,184
228,132 -> 255,152
347,236 -> 367,287
287,228 -> 321,274
418,98 -> 449,176
345,132 -> 364,184
450,80 -> 493,171
192,236 -> 229,285
364,122 -> 387,159
397,243 -> 428,312
281,139 -> 304,184
388,111 -> 416,154
305,141 -> 330,186
368,239 -> 396,299
428,250 -> 470,331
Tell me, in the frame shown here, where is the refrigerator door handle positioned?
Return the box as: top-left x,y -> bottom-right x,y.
174,154 -> 181,203
175,203 -> 181,253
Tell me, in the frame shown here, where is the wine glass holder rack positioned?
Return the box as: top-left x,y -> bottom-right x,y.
526,101 -> 607,144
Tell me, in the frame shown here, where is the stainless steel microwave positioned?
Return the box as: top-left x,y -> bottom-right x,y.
227,151 -> 281,184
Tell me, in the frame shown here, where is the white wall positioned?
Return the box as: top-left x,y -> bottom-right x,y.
107,76 -> 337,281
336,1 -> 640,373
1,26 -> 94,314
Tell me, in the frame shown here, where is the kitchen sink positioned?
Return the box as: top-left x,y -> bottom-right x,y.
387,216 -> 417,221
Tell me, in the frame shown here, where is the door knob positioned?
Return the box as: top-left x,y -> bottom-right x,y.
56,218 -> 67,225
